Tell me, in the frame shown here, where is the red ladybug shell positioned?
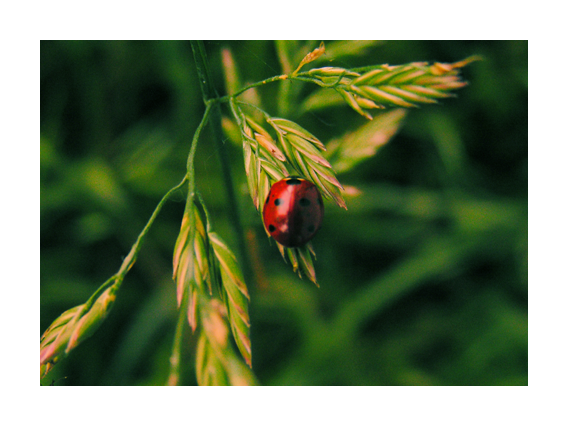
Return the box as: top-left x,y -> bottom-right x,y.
262,177 -> 324,247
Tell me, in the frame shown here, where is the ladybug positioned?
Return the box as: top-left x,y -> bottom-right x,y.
262,176 -> 324,247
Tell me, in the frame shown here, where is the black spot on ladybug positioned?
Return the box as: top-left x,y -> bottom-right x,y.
262,177 -> 324,247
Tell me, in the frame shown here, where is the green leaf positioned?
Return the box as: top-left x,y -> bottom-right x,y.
327,108 -> 407,174
220,46 -> 241,96
275,40 -> 300,75
300,88 -> 345,112
324,40 -> 381,60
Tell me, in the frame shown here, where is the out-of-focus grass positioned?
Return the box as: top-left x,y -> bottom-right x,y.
40,40 -> 527,385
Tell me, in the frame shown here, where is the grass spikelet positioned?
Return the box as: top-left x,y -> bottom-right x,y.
300,57 -> 476,119
40,280 -> 119,376
196,298 -> 257,385
293,41 -> 326,75
171,195 -> 252,366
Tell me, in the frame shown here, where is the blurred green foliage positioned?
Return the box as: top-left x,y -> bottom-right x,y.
40,41 -> 527,386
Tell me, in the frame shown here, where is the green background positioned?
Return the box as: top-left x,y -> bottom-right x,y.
40,40 -> 527,386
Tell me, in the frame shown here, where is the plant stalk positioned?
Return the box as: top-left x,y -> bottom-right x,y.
190,41 -> 255,296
